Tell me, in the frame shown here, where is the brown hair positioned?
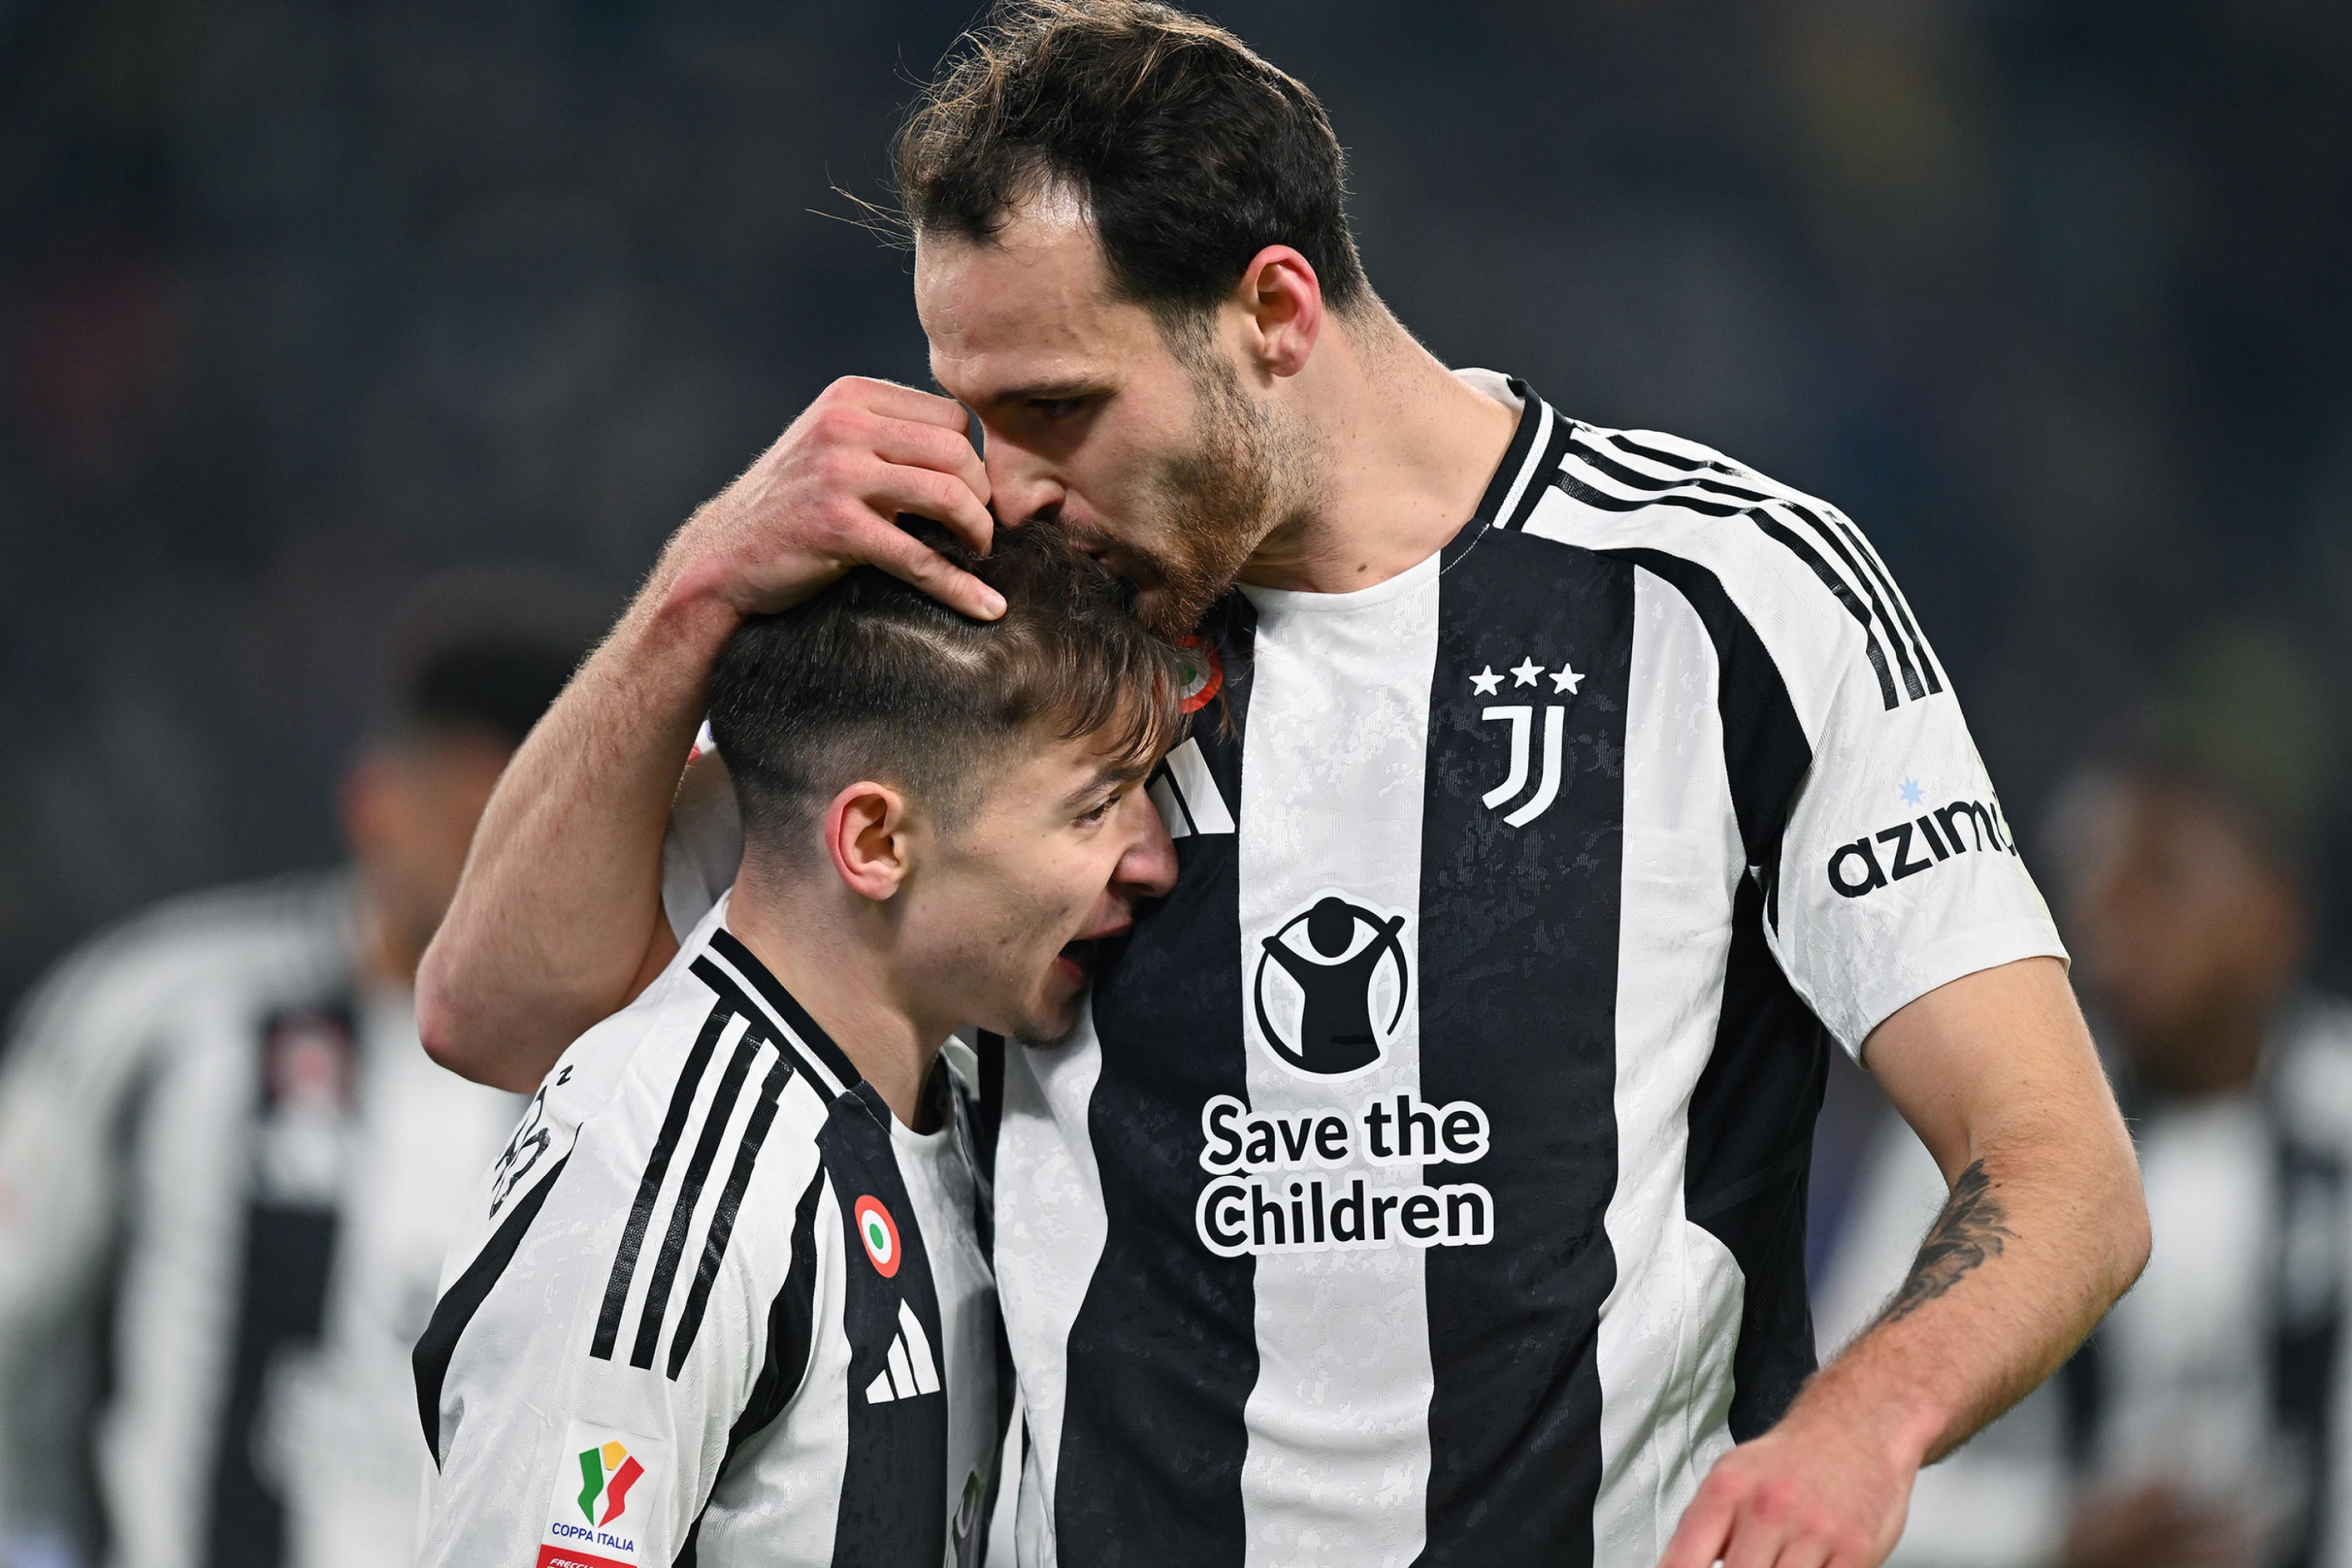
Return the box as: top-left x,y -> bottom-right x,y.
708,521 -> 1187,854
895,0 -> 1368,327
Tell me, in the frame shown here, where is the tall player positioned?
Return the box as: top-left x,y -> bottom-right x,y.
418,5 -> 2151,1565
0,583 -> 591,1568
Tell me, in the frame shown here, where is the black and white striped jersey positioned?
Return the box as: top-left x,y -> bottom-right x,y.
664,370 -> 2064,1567
0,873 -> 521,1568
416,897 -> 1000,1568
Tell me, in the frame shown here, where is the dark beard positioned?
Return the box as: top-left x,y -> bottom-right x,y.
1128,358 -> 1292,638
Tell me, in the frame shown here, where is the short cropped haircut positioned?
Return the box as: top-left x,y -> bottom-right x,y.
708,522 -> 1188,857
895,0 -> 1368,325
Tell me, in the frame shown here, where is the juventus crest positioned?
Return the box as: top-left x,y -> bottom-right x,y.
1470,655 -> 1582,826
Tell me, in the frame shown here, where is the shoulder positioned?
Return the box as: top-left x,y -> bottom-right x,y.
4,870 -> 348,1078
1480,409 -> 1944,731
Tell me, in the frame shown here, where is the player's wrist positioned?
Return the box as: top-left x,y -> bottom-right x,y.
1775,1355 -> 1944,1477
637,543 -> 751,657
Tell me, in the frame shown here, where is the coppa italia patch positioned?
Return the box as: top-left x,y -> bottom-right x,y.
537,1419 -> 670,1568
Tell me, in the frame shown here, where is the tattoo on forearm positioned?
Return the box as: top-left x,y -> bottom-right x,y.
1881,1159 -> 2016,1324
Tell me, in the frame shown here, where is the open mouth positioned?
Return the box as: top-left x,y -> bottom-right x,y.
1054,938 -> 1098,981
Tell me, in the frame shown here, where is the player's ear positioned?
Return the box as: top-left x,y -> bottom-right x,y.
1232,245 -> 1323,381
825,781 -> 915,902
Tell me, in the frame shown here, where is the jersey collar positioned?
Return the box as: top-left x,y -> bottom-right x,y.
699,926 -> 863,1094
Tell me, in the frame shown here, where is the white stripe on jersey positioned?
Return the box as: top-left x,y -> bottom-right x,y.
1233,553 -> 1443,1567
1592,569 -> 1746,1562
993,1015 -> 1109,1559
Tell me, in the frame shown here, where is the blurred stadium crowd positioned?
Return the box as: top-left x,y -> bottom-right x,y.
1,1 -> 2349,1564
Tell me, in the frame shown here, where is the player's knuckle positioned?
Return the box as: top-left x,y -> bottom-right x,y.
806,405 -> 866,449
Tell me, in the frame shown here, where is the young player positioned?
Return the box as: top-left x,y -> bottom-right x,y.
414,524 -> 1182,1568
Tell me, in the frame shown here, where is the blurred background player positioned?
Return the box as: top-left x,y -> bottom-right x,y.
0,581 -> 595,1568
1815,630 -> 2350,1568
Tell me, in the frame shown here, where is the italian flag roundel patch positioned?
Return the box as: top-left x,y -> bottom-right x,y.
854,1196 -> 901,1278
1174,635 -> 1223,713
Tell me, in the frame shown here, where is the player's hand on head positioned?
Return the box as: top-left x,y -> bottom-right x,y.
1657,1415 -> 1904,1568
666,375 -> 1005,622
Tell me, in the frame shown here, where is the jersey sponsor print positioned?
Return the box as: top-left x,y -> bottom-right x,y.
665,371 -> 2064,1567
416,901 -> 999,1568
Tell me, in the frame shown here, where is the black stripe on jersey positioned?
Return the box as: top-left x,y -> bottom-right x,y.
730,1163 -> 826,1446
1505,409 -> 1577,533
1550,463 -> 1743,518
1565,432 -> 1777,509
822,1084 -> 951,1567
592,999 -> 728,1361
1548,463 -> 1903,712
1057,591 -> 1258,1566
1683,873 -> 1832,1440
1467,379 -> 1550,530
691,954 -> 837,1094
1600,548 -> 1813,927
710,927 -> 862,1090
1577,433 -> 1940,710
1745,509 -> 1900,710
1602,546 -> 1832,1438
1778,501 -> 1925,702
1819,506 -> 1944,695
682,1162 -> 827,1566
1418,529 -> 1632,1566
668,1054 -> 793,1378
414,1153 -> 572,1465
210,1000 -> 359,1566
1603,430 -> 1740,475
633,1030 -> 763,1369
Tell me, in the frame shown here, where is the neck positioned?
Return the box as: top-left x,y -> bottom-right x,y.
723,869 -> 947,1132
1242,308 -> 1519,596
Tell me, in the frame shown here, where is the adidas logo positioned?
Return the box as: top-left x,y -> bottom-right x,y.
1149,739 -> 1235,839
864,1299 -> 942,1404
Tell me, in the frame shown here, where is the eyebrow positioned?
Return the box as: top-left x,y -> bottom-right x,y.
1057,759 -> 1152,811
970,377 -> 1107,408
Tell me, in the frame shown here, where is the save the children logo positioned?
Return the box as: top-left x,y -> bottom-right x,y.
1251,895 -> 1410,1079
854,1196 -> 902,1278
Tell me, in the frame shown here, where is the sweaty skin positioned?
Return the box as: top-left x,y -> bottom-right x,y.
419,197 -> 2146,1568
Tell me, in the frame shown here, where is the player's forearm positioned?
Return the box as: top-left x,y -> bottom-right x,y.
418,569 -> 736,1091
1790,1111 -> 2147,1472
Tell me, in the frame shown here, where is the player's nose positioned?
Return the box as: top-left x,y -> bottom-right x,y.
1114,787 -> 1178,900
984,441 -> 1065,527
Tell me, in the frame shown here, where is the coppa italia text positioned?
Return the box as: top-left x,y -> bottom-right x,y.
1194,1092 -> 1495,1258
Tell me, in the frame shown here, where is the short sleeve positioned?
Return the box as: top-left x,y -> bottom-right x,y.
417,1023 -> 823,1568
1769,618 -> 2065,1061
